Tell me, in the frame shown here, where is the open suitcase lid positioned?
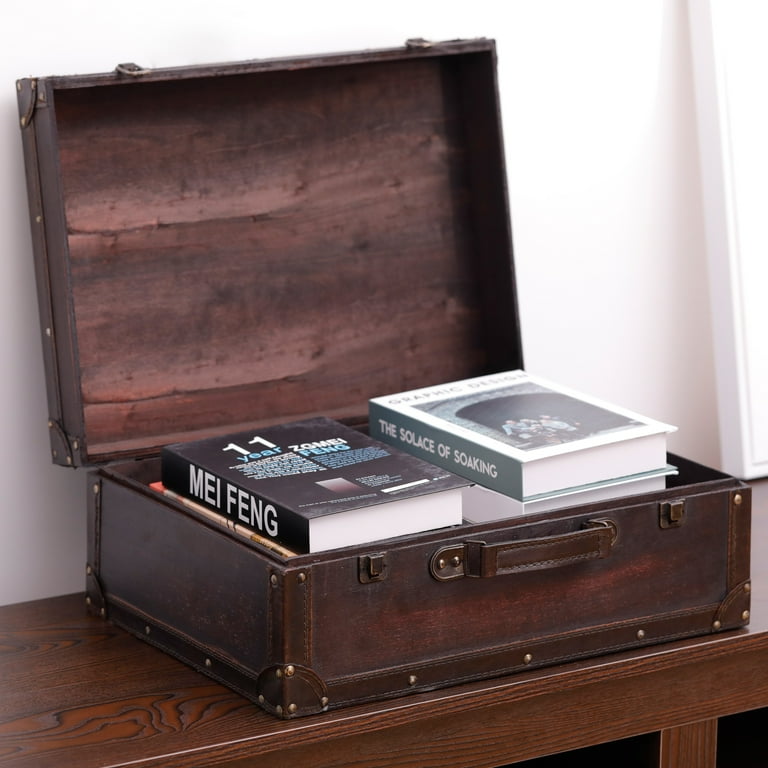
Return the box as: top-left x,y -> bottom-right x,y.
17,38 -> 522,468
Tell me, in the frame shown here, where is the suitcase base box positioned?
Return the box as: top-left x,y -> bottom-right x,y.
86,453 -> 750,718
18,39 -> 751,719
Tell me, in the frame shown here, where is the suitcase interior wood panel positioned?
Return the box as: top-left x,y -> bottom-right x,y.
25,44 -> 520,465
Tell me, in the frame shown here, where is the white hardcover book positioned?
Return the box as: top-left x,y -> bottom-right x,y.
369,369 -> 677,501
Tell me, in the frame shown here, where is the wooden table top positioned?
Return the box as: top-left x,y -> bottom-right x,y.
1,480 -> 766,768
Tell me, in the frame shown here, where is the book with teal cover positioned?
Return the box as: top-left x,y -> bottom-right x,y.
369,370 -> 676,501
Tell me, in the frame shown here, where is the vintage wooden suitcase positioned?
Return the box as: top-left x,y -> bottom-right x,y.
17,39 -> 752,719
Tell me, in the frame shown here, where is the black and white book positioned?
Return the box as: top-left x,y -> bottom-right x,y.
160,417 -> 469,553
369,369 -> 677,502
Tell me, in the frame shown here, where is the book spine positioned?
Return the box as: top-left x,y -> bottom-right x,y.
369,402 -> 524,499
160,449 -> 310,553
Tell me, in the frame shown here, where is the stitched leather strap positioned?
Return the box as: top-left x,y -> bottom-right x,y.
430,519 -> 617,581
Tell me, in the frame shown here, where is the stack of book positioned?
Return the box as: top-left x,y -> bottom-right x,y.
368,369 -> 677,522
157,416 -> 470,554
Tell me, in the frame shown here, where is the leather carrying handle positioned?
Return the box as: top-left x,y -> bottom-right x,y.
430,519 -> 617,581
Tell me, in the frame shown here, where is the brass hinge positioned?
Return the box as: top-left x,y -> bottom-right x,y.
115,62 -> 150,77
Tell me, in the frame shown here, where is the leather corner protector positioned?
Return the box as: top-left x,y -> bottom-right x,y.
256,664 -> 329,718
713,578 -> 751,630
85,564 -> 107,619
48,419 -> 78,467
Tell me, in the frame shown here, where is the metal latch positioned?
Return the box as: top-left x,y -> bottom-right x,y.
659,499 -> 685,528
359,553 -> 388,583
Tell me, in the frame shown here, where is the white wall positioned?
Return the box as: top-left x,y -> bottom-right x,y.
0,0 -> 718,606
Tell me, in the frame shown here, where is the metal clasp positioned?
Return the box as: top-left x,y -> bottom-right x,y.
359,553 -> 388,583
659,499 -> 685,528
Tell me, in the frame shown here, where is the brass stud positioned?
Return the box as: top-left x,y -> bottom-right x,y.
297,572 -> 306,584
437,558 -> 446,569
451,556 -> 462,567
92,484 -> 100,495
742,610 -> 751,621
85,595 -> 92,606
72,439 -> 79,451
86,565 -> 92,575
66,456 -> 72,465
287,703 -> 298,714
52,449 -> 57,459
320,696 -> 329,707
35,215 -> 42,224
734,493 -> 743,506
523,653 -> 533,665
276,705 -> 283,716
258,695 -> 265,704
285,665 -> 295,677
408,675 -> 417,686
45,327 -> 52,337
275,668 -> 283,679
270,574 -> 278,586
745,582 -> 752,593
205,658 -> 212,668
637,629 -> 646,640
144,625 -> 151,635
99,608 -> 106,618
713,620 -> 722,631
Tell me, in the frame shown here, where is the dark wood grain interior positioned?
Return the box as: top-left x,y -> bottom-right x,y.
49,50 -> 520,462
